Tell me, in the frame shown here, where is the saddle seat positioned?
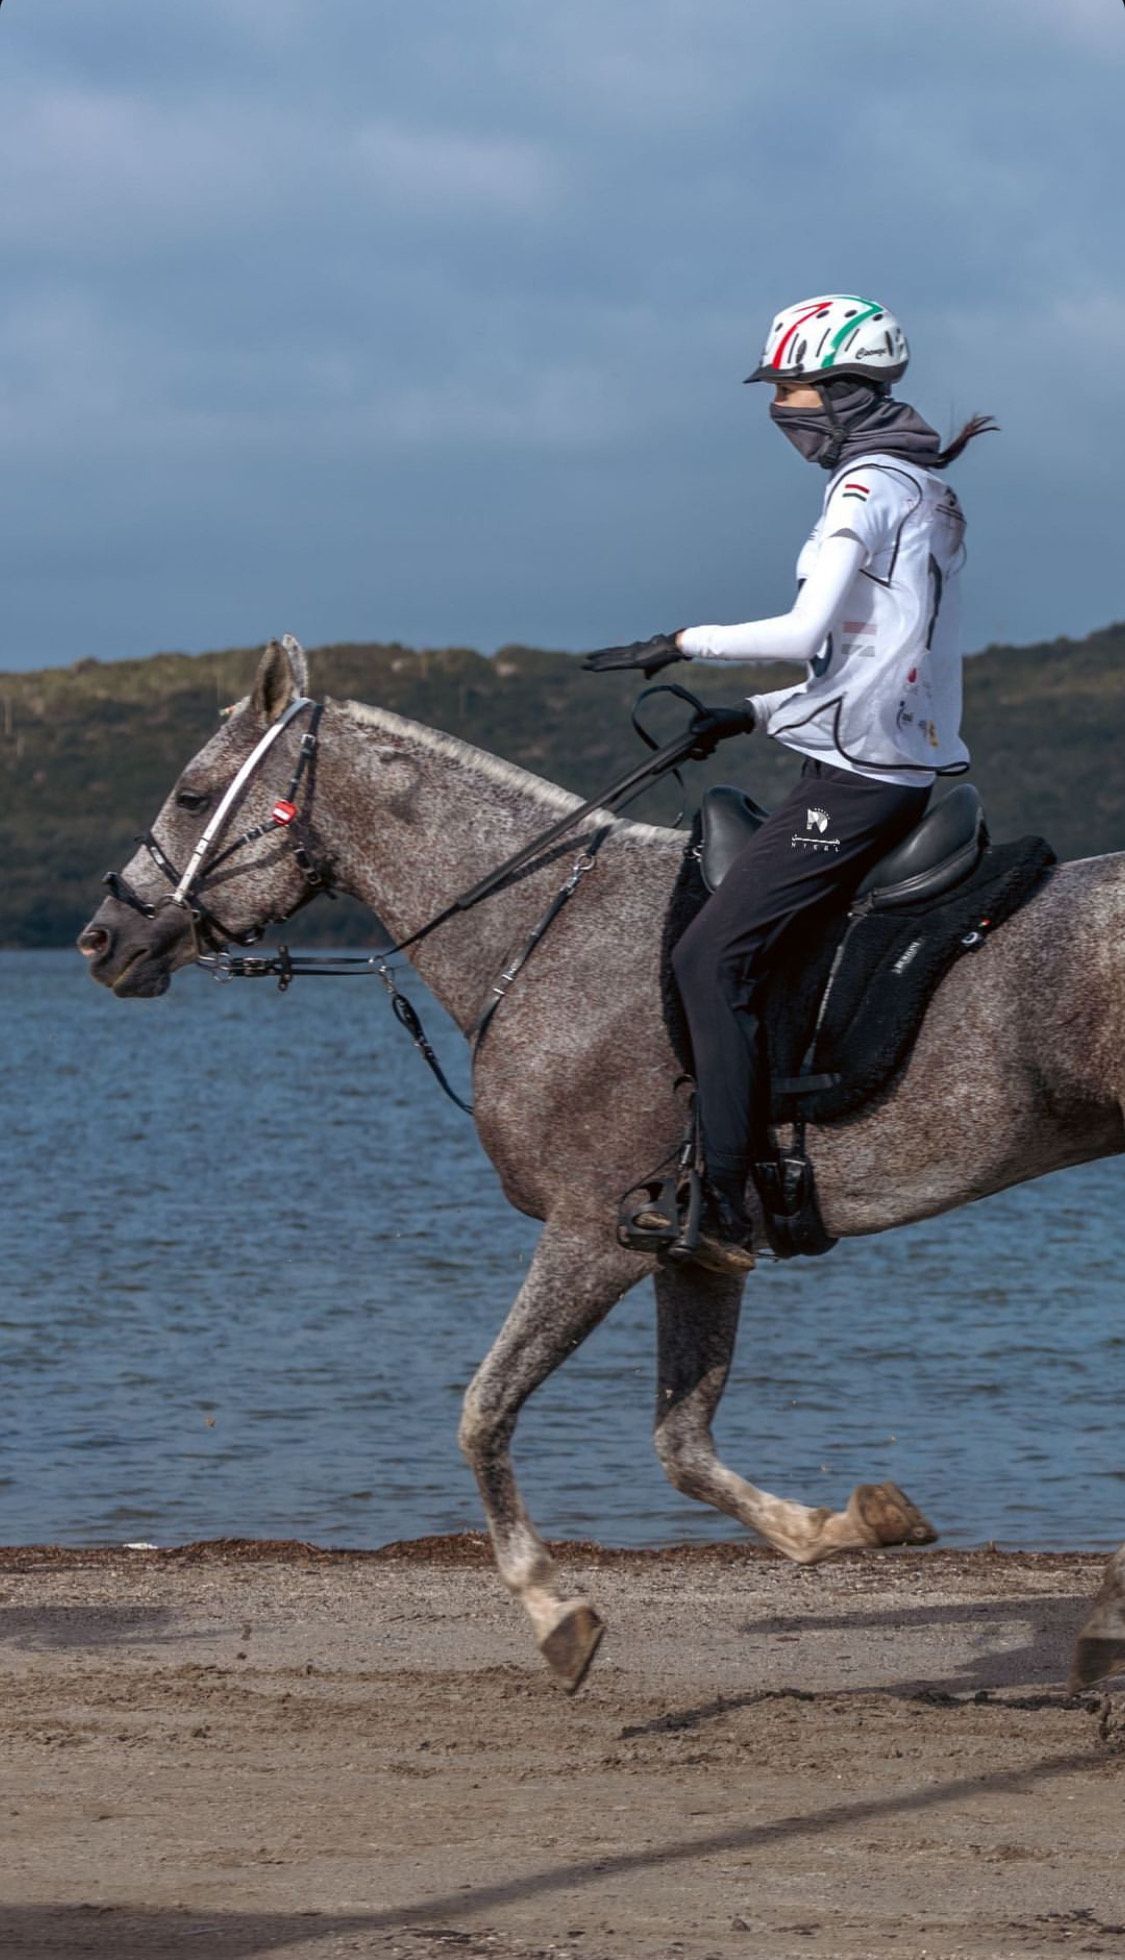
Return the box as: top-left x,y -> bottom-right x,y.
700,780 -> 987,907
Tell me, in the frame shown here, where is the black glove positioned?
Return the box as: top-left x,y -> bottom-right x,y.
581,632 -> 687,678
687,702 -> 757,759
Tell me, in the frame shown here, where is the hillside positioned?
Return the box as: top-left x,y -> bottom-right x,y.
1,624 -> 1122,946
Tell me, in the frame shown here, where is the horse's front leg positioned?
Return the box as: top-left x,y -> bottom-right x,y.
653,1261 -> 936,1561
458,1213 -> 644,1691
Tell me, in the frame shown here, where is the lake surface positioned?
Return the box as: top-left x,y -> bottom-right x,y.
1,949 -> 1122,1551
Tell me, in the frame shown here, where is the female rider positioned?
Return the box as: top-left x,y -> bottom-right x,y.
584,293 -> 996,1272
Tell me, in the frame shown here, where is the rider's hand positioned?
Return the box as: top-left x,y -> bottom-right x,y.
581,632 -> 688,677
687,702 -> 757,759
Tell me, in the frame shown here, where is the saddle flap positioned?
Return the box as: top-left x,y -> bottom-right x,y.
700,785 -> 770,893
854,783 -> 985,910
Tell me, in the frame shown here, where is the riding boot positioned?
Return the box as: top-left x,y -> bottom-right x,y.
681,1008 -> 768,1273
687,1185 -> 756,1274
697,1008 -> 770,1217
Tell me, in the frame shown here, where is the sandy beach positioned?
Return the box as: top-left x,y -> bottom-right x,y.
0,1538 -> 1122,1960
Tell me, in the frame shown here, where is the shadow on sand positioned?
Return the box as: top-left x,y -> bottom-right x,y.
0,1742 -> 1115,1957
0,1603 -> 219,1651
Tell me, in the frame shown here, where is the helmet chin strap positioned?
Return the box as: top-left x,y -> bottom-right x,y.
814,384 -> 847,470
812,378 -> 892,470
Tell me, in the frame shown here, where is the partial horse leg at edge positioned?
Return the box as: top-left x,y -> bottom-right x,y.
652,1258 -> 937,1566
458,1214 -> 640,1691
1069,1545 -> 1125,1692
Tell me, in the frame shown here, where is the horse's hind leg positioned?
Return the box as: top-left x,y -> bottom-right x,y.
458,1214 -> 643,1691
653,1262 -> 936,1562
1069,1545 -> 1125,1691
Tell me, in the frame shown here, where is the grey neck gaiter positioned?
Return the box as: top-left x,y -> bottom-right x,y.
769,381 -> 944,472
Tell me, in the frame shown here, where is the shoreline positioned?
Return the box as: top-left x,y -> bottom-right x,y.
0,1531 -> 1120,1570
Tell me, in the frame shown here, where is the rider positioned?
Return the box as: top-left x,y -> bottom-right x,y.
584,294 -> 996,1272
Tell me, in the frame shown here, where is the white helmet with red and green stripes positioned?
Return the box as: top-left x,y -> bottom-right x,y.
746,295 -> 909,388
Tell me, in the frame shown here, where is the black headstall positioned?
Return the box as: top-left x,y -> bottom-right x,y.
102,700 -> 332,954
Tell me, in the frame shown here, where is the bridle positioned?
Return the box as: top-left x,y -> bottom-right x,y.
103,696 -> 331,953
101,680 -> 729,1114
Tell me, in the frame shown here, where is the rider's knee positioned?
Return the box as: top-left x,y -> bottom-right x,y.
672,922 -> 753,1008
671,919 -> 713,994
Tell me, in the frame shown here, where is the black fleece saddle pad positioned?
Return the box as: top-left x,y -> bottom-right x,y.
661,827 -> 1057,1129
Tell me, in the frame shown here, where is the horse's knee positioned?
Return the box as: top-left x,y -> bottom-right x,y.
457,1386 -> 488,1462
458,1378 -> 513,1465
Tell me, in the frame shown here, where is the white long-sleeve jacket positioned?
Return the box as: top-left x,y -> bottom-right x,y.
679,454 -> 971,785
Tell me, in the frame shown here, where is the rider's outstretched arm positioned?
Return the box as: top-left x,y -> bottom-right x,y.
676,532 -> 865,665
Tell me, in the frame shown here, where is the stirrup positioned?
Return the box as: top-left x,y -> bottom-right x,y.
616,1089 -> 705,1260
617,1167 -> 685,1254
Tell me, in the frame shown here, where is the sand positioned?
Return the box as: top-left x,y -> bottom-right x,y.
0,1538 -> 1122,1960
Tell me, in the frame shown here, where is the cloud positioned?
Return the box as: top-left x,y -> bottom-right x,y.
351,122 -> 557,219
0,0 -> 1120,666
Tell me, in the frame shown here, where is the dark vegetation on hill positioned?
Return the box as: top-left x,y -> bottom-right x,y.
1,623 -> 1122,947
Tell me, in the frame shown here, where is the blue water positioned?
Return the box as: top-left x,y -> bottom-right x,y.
1,950 -> 1121,1551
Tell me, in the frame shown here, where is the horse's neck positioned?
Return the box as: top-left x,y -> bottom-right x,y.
320,702 -> 594,1029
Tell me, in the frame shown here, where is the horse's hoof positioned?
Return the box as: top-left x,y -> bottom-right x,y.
1068,1637 -> 1125,1694
849,1480 -> 938,1549
1068,1552 -> 1125,1691
539,1603 -> 605,1693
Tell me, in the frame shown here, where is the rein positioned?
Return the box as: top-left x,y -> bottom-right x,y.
106,683 -> 713,1115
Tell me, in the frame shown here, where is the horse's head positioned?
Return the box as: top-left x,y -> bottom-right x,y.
78,636 -> 328,996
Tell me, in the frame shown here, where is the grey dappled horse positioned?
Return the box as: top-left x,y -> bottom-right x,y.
79,638 -> 1125,1693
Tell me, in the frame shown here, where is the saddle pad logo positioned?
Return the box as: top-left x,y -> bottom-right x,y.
806,806 -> 829,833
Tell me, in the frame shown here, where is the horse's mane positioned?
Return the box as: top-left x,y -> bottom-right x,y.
337,697 -> 679,845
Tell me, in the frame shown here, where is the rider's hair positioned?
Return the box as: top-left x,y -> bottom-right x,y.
933,413 -> 999,469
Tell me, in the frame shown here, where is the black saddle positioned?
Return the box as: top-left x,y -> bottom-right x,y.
699,780 -> 987,908
662,783 -> 1055,1262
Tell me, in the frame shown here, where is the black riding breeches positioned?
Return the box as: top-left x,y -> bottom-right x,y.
671,758 -> 930,1210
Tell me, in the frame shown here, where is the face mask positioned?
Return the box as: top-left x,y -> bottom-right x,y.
770,382 -> 943,471
768,399 -> 841,466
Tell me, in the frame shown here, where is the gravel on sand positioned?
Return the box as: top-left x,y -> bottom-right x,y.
0,1539 -> 1122,1960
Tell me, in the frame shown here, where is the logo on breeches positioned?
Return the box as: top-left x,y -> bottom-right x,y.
791,805 -> 841,852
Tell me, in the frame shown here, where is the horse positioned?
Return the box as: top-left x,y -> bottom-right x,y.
78,636 -> 1125,1694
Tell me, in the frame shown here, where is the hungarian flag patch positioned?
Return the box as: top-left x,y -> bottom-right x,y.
841,480 -> 871,502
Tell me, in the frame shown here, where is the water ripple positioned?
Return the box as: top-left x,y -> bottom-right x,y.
0,949 -> 1121,1550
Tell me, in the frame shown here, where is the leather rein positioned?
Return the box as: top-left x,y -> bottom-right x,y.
103,684 -> 712,1116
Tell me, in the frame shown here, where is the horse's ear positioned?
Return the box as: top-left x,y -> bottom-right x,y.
252,635 -> 310,724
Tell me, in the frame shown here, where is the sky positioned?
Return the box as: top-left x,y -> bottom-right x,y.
1,0 -> 1123,671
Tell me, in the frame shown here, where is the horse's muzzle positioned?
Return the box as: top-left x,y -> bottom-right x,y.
77,897 -> 194,997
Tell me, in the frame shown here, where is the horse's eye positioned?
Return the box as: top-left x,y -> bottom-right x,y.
175,788 -> 211,813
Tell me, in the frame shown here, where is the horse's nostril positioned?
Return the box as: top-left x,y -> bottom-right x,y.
78,925 -> 112,959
